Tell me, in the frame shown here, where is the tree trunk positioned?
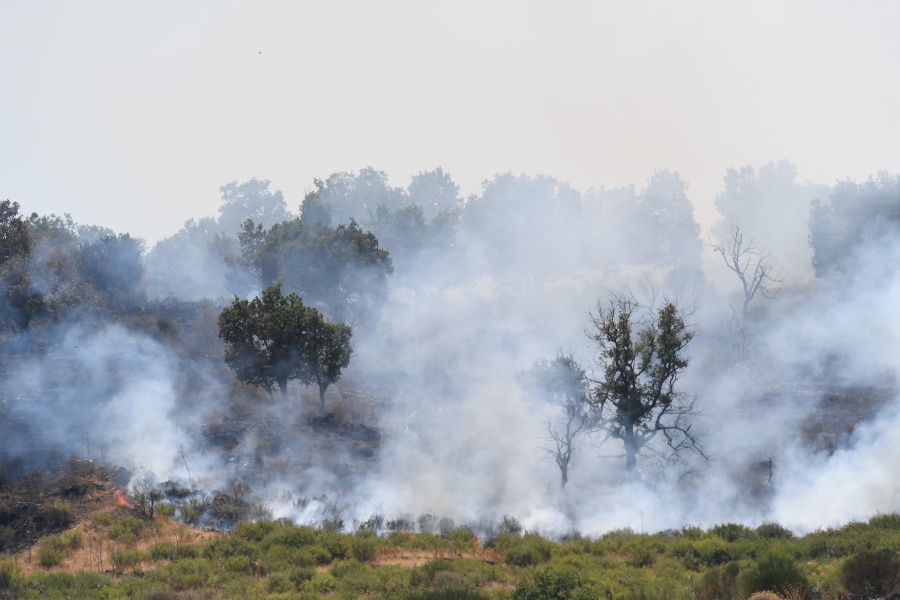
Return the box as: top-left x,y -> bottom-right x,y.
624,423 -> 639,478
560,465 -> 568,490
276,377 -> 288,400
318,381 -> 328,409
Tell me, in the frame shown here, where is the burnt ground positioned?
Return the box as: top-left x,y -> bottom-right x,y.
0,458 -> 129,554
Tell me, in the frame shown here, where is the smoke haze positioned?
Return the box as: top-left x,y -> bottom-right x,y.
1,164 -> 899,538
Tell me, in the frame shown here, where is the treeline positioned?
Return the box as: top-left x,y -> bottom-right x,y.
3,163 -> 898,337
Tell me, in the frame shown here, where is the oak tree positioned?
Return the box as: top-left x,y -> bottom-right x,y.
218,284 -> 352,405
588,293 -> 703,478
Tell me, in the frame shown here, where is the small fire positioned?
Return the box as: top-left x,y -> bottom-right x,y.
113,489 -> 129,507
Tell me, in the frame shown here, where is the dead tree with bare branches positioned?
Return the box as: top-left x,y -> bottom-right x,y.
711,225 -> 782,329
519,352 -> 590,490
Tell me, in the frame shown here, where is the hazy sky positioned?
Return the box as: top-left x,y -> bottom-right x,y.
2,1 -> 899,244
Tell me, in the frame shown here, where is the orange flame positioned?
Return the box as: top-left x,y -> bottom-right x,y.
113,489 -> 129,507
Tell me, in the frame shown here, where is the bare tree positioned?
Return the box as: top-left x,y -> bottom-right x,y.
588,293 -> 705,479
711,225 -> 782,328
519,352 -> 590,489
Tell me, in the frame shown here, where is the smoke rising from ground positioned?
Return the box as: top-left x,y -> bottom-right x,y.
1,164 -> 898,536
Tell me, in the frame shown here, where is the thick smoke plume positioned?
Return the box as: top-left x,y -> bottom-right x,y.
1,165 -> 898,536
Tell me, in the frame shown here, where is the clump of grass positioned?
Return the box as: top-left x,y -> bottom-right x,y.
108,515 -> 145,543
91,511 -> 113,526
37,544 -> 65,568
109,548 -> 141,573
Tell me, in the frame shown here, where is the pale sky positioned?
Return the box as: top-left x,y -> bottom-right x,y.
2,1 -> 899,244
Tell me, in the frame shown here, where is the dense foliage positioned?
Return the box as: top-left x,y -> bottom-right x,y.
218,284 -> 352,402
4,510 -> 900,599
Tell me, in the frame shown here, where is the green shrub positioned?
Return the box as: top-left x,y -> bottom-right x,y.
261,523 -> 318,549
110,548 -> 141,573
736,551 -> 808,599
156,502 -> 176,520
108,515 -> 145,543
319,531 -> 350,561
303,571 -> 337,594
756,522 -> 795,539
234,518 -> 278,542
351,533 -> 379,562
712,523 -> 755,542
626,538 -> 661,567
148,542 -> 175,561
503,532 -> 554,566
329,558 -> 367,578
60,529 -> 83,550
265,571 -> 292,593
0,557 -> 23,592
868,513 -> 900,530
202,535 -> 257,561
694,562 -> 740,600
49,502 -> 75,527
178,497 -> 205,525
510,566 -> 594,600
37,544 -> 65,568
841,547 -> 900,597
288,566 -> 316,586
155,557 -> 215,591
223,554 -> 253,575
92,511 -> 113,526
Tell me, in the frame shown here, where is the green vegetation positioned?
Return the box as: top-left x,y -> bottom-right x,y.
7,513 -> 900,599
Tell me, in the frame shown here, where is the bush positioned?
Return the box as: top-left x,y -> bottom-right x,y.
156,502 -> 176,519
712,523 -> 755,542
261,524 -> 318,549
60,529 -> 83,550
92,511 -> 113,526
756,523 -> 795,540
108,515 -> 145,543
841,547 -> 900,597
48,502 -> 75,527
500,532 -> 554,566
736,552 -> 808,599
110,548 -> 141,573
350,534 -> 379,562
0,557 -> 23,592
869,513 -> 900,530
510,567 -> 594,600
37,545 -> 65,568
694,562 -> 740,600
155,557 -> 215,591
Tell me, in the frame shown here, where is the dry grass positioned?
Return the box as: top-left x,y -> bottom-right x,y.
11,490 -> 221,576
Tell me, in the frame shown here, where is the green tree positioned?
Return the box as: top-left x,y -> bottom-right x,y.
408,166 -> 462,220
809,171 -> 900,278
78,233 -> 146,309
218,284 -> 352,405
588,293 -> 703,478
252,219 -> 393,326
218,178 -> 290,236
0,200 -> 36,331
299,167 -> 408,226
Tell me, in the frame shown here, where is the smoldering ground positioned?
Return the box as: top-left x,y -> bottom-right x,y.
1,166 -> 899,537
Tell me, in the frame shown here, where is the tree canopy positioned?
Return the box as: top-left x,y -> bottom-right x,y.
217,284 -> 353,404
588,293 -> 703,477
235,218 -> 393,327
